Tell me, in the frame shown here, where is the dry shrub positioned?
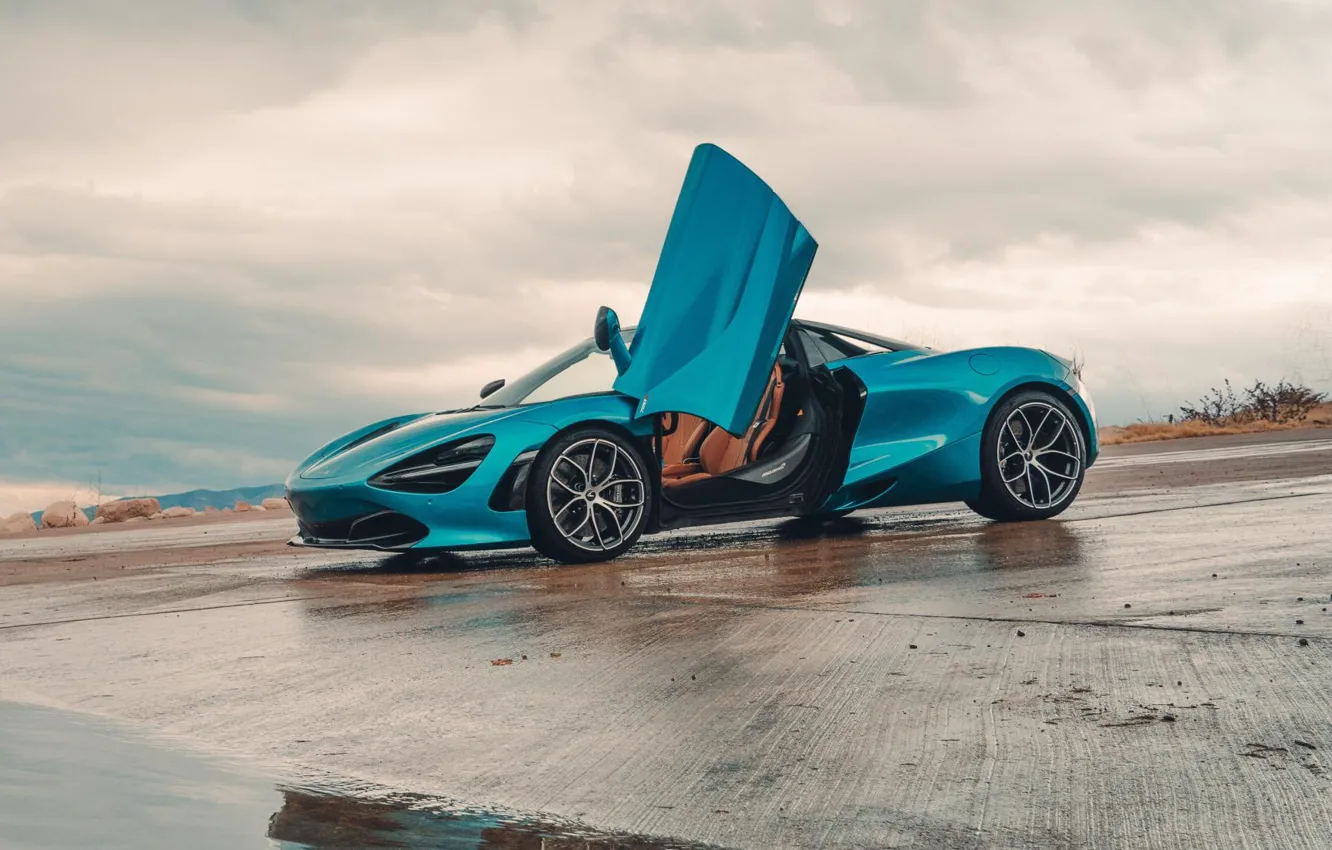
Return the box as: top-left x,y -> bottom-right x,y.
1103,420 -> 1295,446
1245,381 -> 1326,423
1102,400 -> 1332,446
1180,379 -> 1326,426
1178,380 -> 1248,425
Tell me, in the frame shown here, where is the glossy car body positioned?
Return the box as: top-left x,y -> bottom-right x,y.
286,144 -> 1098,557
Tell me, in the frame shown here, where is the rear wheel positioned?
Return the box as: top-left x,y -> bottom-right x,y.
967,390 -> 1086,522
527,427 -> 652,564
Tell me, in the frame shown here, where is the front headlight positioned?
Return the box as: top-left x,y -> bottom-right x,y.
369,435 -> 495,493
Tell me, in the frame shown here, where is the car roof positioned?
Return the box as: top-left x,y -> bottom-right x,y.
618,321 -> 923,353
791,319 -> 924,352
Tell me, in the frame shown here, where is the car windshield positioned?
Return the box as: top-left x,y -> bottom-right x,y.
479,330 -> 635,408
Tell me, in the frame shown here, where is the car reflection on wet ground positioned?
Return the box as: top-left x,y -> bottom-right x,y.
269,788 -> 722,849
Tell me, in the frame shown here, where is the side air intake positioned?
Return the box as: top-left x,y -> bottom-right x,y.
296,510 -> 428,550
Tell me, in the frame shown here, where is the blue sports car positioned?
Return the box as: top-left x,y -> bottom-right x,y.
286,143 -> 1098,564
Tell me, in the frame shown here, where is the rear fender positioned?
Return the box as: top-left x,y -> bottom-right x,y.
826,347 -> 1071,506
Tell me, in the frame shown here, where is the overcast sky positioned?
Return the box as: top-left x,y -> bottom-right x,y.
3,0 -> 1332,513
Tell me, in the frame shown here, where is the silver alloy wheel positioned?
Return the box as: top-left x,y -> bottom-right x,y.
997,401 -> 1083,510
545,438 -> 647,552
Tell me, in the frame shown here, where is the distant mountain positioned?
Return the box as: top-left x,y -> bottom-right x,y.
32,483 -> 286,524
150,483 -> 287,512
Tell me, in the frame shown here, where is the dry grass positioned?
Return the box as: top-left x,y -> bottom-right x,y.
1100,403 -> 1332,446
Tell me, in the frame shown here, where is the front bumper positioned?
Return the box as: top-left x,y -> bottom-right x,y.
286,478 -> 535,553
286,509 -> 430,551
285,422 -> 556,553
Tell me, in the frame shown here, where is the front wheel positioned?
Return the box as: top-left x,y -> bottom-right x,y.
527,427 -> 653,564
966,390 -> 1086,522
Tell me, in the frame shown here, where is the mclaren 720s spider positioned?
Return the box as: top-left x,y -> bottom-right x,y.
286,143 -> 1098,564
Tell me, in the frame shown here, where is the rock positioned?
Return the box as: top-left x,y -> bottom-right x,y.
261,498 -> 289,511
91,516 -> 107,525
41,501 -> 89,529
234,501 -> 251,512
204,506 -> 219,514
1,511 -> 38,537
250,504 -> 266,511
149,512 -> 165,520
124,516 -> 148,524
162,506 -> 195,519
96,498 -> 161,524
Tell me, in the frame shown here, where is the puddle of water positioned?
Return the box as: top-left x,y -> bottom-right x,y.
0,701 -> 719,849
268,786 -> 721,849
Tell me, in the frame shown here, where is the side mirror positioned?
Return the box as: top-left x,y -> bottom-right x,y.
479,378 -> 505,399
593,306 -> 614,351
594,305 -> 632,375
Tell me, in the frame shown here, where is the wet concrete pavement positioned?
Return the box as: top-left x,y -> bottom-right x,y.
0,700 -> 720,850
2,435 -> 1331,848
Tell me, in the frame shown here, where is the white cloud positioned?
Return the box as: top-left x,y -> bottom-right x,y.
2,0 -> 1331,504
0,481 -> 121,518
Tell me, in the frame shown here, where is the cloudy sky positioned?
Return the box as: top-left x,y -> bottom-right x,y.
3,0 -> 1332,513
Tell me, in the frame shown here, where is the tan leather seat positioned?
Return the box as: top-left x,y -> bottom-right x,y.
662,365 -> 785,488
660,413 -> 712,467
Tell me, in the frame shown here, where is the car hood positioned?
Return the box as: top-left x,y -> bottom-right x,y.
296,406 -> 530,480
612,143 -> 818,436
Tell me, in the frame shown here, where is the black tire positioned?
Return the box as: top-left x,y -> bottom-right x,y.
526,426 -> 653,564
966,389 -> 1087,522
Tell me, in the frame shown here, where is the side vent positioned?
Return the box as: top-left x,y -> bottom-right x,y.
488,450 -> 539,512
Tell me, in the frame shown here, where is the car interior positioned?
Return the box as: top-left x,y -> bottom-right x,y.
660,362 -> 787,488
651,327 -> 865,521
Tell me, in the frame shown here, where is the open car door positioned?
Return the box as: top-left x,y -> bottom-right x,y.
612,143 -> 818,436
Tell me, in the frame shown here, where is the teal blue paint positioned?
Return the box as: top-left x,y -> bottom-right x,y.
613,144 -> 817,436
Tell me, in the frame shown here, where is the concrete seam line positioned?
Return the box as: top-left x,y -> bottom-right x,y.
0,594 -> 337,631
1065,490 -> 1326,523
